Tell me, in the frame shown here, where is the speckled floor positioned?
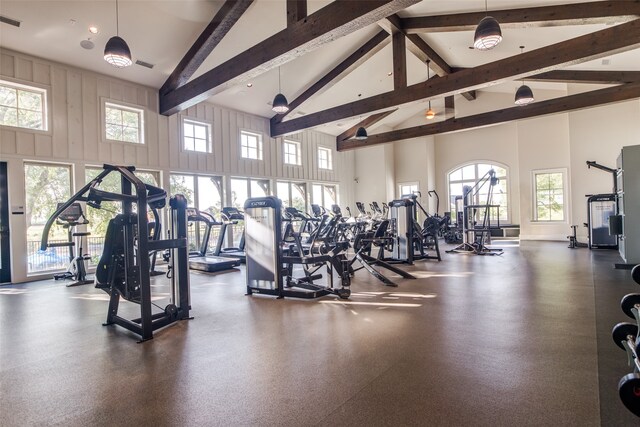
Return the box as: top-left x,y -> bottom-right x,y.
0,241 -> 637,426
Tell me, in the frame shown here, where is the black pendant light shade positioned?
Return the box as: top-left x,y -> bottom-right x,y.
515,84 -> 534,106
272,93 -> 289,114
104,36 -> 132,68
474,16 -> 502,50
355,126 -> 368,140
104,0 -> 132,68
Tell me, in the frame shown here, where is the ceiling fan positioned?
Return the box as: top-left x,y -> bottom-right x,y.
424,60 -> 454,120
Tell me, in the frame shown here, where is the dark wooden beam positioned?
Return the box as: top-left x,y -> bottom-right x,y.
287,0 -> 307,26
271,19 -> 640,137
338,82 -> 640,150
159,0 -> 254,96
444,95 -> 454,112
392,32 -> 407,89
380,14 -> 475,101
271,29 -> 389,125
336,109 -> 398,142
528,70 -> 640,84
402,1 -> 640,34
160,0 -> 420,115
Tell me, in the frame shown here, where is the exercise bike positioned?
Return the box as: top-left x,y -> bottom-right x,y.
51,202 -> 93,287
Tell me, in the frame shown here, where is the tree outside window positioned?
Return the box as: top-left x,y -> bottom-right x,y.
534,171 -> 565,221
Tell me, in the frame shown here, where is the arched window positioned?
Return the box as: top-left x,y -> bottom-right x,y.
447,161 -> 510,223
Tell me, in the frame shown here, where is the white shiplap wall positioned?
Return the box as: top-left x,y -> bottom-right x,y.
0,48 -> 355,283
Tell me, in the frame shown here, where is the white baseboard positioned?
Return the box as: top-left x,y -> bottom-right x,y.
519,234 -> 567,241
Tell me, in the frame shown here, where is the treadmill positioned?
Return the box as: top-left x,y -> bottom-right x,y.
214,207 -> 246,263
187,208 -> 241,272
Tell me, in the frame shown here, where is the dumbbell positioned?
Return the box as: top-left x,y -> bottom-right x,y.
632,264 -> 640,286
618,373 -> 640,417
621,293 -> 640,320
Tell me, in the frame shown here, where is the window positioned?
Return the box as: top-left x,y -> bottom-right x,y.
283,140 -> 301,165
277,181 -> 307,212
85,167 -> 159,264
318,147 -> 332,170
183,118 -> 211,153
399,182 -> 419,198
24,163 -> 72,274
170,173 -> 224,252
0,80 -> 47,130
240,130 -> 263,160
312,183 -> 338,210
533,170 -> 566,221
447,162 -> 509,222
104,101 -> 144,144
230,177 -> 270,247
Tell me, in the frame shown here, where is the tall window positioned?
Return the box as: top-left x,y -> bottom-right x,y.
240,130 -> 263,160
104,101 -> 144,144
170,173 -> 224,251
0,80 -> 47,130
85,167 -> 159,264
183,118 -> 211,153
277,181 -> 307,212
283,140 -> 301,165
399,182 -> 419,198
24,163 -> 72,274
533,170 -> 566,221
447,162 -> 509,222
229,177 -> 270,247
318,147 -> 332,170
312,184 -> 338,210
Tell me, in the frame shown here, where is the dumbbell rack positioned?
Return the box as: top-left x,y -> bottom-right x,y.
611,264 -> 640,417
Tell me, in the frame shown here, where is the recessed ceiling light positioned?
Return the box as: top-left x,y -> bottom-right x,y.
89,26 -> 98,34
387,71 -> 393,76
246,83 -> 253,87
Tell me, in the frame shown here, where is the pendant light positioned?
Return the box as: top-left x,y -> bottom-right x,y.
355,125 -> 368,140
514,46 -> 534,106
425,60 -> 435,120
104,0 -> 132,68
474,0 -> 502,51
272,67 -> 289,113
354,94 -> 367,140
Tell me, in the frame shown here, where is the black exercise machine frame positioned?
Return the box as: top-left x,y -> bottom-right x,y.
41,164 -> 191,342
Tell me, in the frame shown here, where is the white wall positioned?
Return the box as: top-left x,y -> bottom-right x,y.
0,48 -> 355,283
516,113 -> 571,240
365,87 -> 640,244
353,144 -> 395,208
567,84 -> 640,239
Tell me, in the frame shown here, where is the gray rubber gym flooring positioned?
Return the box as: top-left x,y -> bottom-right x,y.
0,241 -> 637,426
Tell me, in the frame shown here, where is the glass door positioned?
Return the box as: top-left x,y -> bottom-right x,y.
0,162 -> 10,283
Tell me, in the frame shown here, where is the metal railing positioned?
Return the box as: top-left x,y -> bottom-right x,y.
26,226 -> 232,274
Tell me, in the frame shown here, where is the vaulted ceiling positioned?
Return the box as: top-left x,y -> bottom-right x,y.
1,0 -> 639,149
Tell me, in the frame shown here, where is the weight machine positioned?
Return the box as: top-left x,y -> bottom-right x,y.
41,164 -> 191,342
244,196 -> 351,299
447,169 -> 503,255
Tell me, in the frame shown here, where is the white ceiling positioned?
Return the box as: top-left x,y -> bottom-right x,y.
0,0 -> 636,137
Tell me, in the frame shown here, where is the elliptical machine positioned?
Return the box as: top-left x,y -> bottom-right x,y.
51,202 -> 93,287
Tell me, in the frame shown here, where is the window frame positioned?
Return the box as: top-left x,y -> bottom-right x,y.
181,117 -> 212,154
101,98 -> 146,145
23,161 -> 74,276
532,168 -> 568,222
398,182 -> 419,198
239,129 -> 263,160
0,78 -> 49,132
317,146 -> 333,170
446,161 -> 510,223
283,139 -> 302,166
